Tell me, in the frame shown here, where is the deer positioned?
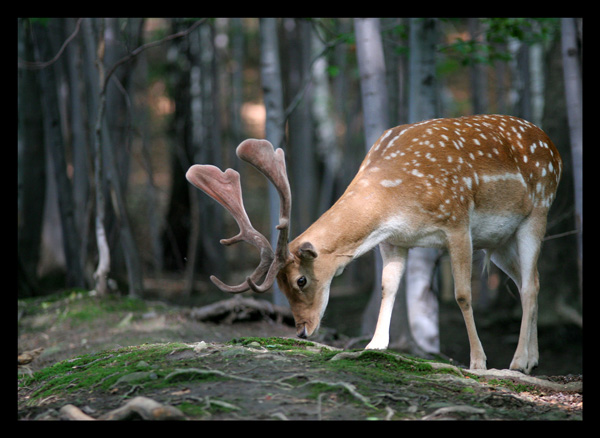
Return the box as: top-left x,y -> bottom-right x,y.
186,114 -> 562,374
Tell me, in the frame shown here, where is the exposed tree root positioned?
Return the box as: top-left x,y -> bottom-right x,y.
467,368 -> 583,393
59,396 -> 185,421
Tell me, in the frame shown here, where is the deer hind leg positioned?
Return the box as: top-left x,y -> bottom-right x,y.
448,230 -> 487,370
366,243 -> 408,350
406,247 -> 440,353
489,213 -> 546,374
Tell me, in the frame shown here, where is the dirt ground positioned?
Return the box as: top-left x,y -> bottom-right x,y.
17,286 -> 582,421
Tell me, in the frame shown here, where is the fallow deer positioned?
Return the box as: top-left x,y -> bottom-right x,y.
186,114 -> 562,374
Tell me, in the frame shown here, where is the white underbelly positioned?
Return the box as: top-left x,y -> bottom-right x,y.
359,210 -> 526,255
469,210 -> 524,249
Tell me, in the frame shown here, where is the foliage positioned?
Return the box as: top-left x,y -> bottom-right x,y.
441,18 -> 559,66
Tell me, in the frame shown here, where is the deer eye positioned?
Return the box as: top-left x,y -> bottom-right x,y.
296,276 -> 307,289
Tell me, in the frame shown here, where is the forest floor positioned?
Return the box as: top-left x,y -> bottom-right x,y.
17,285 -> 582,421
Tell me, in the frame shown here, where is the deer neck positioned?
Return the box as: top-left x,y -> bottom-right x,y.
292,176 -> 392,265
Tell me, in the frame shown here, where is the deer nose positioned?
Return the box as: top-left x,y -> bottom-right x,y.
297,325 -> 308,339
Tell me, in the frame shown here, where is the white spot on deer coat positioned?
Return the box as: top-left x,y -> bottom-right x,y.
381,179 -> 402,187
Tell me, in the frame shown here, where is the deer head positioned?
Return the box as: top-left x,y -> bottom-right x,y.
186,139 -> 336,338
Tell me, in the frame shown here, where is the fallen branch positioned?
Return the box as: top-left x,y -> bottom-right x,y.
188,297 -> 294,325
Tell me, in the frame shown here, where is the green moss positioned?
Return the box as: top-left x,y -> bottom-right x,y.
163,368 -> 230,384
228,336 -> 316,350
177,398 -> 241,419
20,343 -> 193,401
177,402 -> 209,418
19,290 -> 154,332
70,296 -> 149,322
327,350 -> 428,379
486,378 -> 536,393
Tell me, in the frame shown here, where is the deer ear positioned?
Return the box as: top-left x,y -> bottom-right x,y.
297,242 -> 318,260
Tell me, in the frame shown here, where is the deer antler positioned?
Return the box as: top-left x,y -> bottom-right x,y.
236,139 -> 292,292
185,164 -> 273,293
185,139 -> 292,294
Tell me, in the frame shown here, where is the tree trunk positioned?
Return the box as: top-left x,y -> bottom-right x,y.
560,17 -> 583,295
184,21 -> 225,295
184,24 -> 202,296
103,18 -> 145,297
64,18 -> 92,279
468,18 -> 489,115
310,25 -> 339,216
162,19 -> 192,274
334,18 -> 362,190
201,22 -> 224,278
33,19 -> 85,289
259,18 -> 286,306
91,18 -> 111,296
18,19 -> 46,295
539,30 -> 580,324
408,18 -> 439,123
283,18 -> 316,236
354,18 -> 389,145
230,18 -> 245,151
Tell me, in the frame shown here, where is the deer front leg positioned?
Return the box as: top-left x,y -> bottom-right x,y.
447,231 -> 487,370
365,243 -> 408,350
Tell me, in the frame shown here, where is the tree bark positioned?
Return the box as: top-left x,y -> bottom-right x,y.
354,18 -> 389,145
259,18 -> 286,306
310,25 -> 339,217
408,18 -> 439,123
91,18 -> 111,296
33,19 -> 85,288
284,19 -> 316,236
18,19 -> 46,295
468,18 -> 489,115
560,18 -> 583,295
64,18 -> 92,278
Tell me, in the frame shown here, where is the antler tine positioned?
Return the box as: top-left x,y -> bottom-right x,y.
185,164 -> 274,293
235,139 -> 293,292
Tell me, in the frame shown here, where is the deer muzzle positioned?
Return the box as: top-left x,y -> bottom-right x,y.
296,324 -> 309,339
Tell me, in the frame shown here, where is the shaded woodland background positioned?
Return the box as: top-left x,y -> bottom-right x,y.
18,18 -> 582,343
